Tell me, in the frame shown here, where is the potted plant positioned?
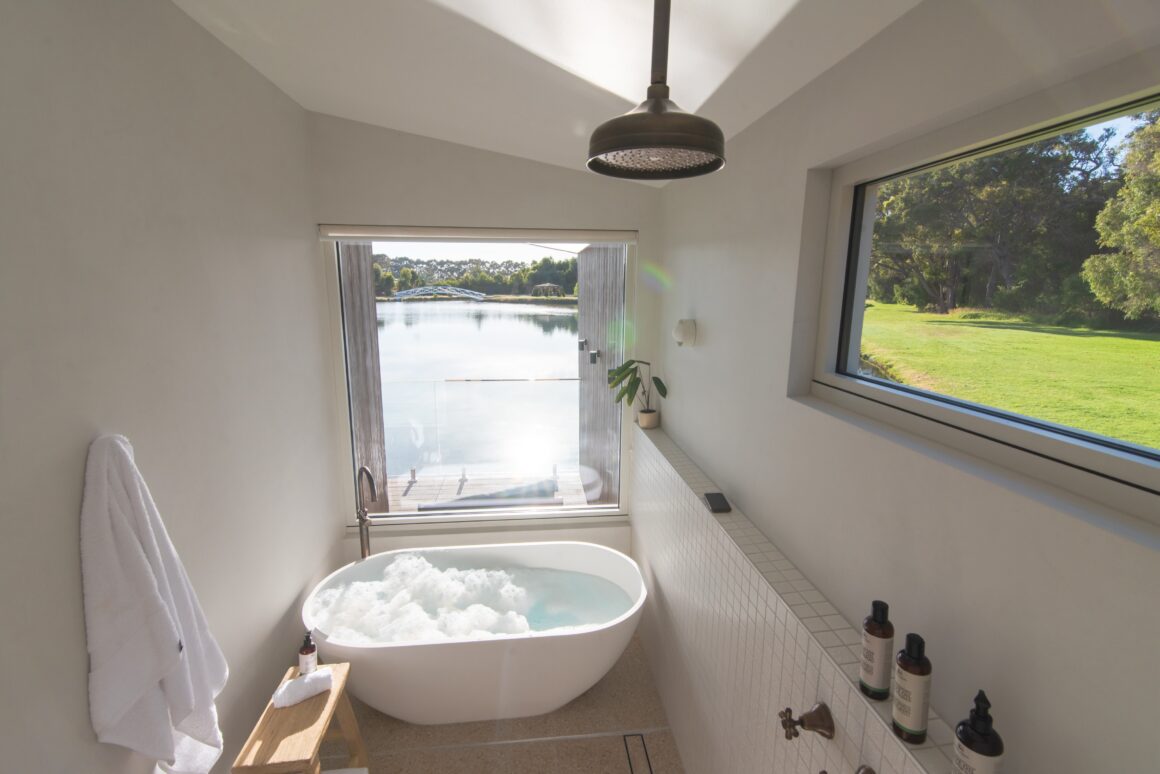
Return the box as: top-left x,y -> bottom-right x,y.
608,359 -> 667,428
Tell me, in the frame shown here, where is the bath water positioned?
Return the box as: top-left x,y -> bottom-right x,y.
511,567 -> 632,630
310,553 -> 632,644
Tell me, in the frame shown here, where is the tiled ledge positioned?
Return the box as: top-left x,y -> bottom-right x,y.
634,427 -> 956,774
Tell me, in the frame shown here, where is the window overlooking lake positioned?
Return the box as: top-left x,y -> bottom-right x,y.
839,103 -> 1160,462
336,236 -> 628,516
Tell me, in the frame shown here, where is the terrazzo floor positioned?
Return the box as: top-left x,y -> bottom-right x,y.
319,636 -> 683,773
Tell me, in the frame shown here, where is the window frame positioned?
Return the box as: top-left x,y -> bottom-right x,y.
320,226 -> 639,528
811,90 -> 1160,526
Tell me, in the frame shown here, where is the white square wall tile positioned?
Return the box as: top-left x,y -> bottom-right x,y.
927,718 -> 954,747
815,630 -> 842,648
914,746 -> 953,774
883,737 -> 907,770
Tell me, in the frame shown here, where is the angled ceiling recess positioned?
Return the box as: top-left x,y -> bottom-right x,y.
171,0 -> 925,175
587,0 -> 725,180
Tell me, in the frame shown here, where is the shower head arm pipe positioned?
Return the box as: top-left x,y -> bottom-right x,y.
650,0 -> 670,88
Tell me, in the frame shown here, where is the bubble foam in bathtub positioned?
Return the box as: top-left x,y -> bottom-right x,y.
308,553 -> 631,645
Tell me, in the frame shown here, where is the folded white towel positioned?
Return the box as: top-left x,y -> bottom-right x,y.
273,666 -> 333,708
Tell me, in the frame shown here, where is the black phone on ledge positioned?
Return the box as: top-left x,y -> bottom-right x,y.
704,492 -> 731,513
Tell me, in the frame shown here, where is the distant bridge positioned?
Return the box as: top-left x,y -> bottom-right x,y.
393,286 -> 486,300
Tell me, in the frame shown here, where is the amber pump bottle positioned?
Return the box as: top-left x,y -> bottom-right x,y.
859,600 -> 894,701
892,633 -> 932,743
298,631 -> 317,675
952,690 -> 1004,774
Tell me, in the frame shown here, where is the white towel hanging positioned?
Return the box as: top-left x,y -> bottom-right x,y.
80,434 -> 229,774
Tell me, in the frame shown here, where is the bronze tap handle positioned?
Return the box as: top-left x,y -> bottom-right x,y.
778,707 -> 800,739
778,703 -> 836,740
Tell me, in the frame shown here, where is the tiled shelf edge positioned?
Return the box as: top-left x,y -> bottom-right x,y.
633,426 -> 955,774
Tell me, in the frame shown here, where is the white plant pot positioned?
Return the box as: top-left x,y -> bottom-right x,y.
638,409 -> 660,429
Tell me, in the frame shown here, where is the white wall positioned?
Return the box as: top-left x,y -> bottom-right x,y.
654,1 -> 1160,772
309,112 -> 662,238
0,2 -> 344,771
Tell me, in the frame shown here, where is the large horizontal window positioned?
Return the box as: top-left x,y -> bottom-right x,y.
333,231 -> 631,519
836,99 -> 1160,494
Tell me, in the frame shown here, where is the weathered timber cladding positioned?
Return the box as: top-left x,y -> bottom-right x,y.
338,242 -> 389,512
577,244 -> 626,505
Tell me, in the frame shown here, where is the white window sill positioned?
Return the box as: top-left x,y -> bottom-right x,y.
806,376 -> 1160,533
348,507 -> 627,531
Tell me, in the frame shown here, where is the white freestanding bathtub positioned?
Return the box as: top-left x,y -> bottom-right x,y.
301,541 -> 646,724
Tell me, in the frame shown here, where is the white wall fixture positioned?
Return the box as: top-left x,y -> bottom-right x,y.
672,318 -> 697,347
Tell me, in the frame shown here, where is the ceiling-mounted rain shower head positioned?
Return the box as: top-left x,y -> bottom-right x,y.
587,0 -> 725,180
588,84 -> 725,179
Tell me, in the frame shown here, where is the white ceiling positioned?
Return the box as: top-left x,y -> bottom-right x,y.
427,0 -> 800,109
172,0 -> 922,173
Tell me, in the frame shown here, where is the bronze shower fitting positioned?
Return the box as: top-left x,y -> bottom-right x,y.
782,702 -> 878,774
778,702 -> 836,740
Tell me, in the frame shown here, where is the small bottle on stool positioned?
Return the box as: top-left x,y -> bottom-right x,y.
298,631 -> 317,675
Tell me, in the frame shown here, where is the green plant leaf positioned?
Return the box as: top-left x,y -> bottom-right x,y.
608,367 -> 633,389
608,360 -> 635,379
652,376 -> 667,398
614,381 -> 633,404
626,374 -> 640,406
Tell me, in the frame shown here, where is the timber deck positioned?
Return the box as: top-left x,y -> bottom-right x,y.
384,465 -> 589,513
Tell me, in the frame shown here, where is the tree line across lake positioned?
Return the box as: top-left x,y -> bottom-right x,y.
869,110 -> 1160,326
371,255 -> 578,298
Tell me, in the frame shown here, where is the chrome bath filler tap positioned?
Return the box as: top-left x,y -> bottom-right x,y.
356,465 -> 377,559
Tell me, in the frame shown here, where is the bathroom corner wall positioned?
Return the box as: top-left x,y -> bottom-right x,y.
632,427 -> 950,774
0,2 -> 344,771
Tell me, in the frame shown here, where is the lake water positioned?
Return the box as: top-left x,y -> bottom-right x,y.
377,300 -> 579,479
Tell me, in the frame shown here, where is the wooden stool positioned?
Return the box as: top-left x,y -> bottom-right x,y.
232,662 -> 368,774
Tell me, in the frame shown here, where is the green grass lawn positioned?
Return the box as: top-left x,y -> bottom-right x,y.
859,302 -> 1160,451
